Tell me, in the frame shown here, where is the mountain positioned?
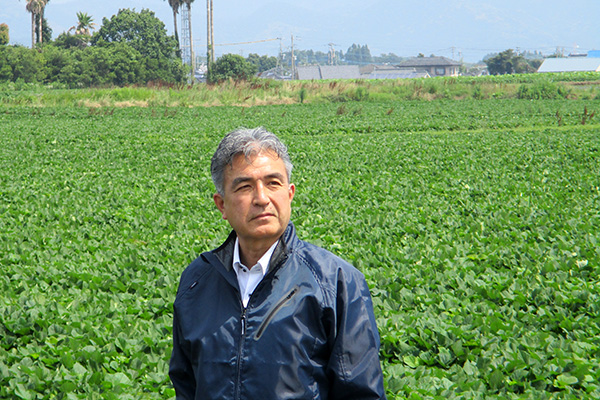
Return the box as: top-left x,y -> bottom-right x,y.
3,0 -> 598,63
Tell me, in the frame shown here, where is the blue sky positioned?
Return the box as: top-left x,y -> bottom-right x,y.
2,0 -> 599,62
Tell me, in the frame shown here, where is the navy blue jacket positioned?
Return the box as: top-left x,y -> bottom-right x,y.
169,222 -> 386,399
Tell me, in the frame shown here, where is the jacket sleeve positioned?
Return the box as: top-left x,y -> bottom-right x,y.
326,266 -> 387,400
169,303 -> 196,399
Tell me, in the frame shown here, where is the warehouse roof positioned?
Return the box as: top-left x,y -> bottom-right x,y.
397,56 -> 461,68
367,67 -> 430,79
296,65 -> 362,80
537,58 -> 600,73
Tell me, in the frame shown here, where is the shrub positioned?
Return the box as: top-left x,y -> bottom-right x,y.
352,86 -> 370,101
517,82 -> 569,100
207,54 -> 258,84
299,87 -> 307,103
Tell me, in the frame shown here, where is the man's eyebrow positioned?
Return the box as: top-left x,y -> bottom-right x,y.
264,172 -> 286,181
230,173 -> 286,188
231,176 -> 252,188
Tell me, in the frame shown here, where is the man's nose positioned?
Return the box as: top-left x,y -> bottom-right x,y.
253,182 -> 269,205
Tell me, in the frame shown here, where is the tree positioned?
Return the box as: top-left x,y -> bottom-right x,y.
69,12 -> 96,36
40,42 -> 147,87
374,53 -> 404,64
54,12 -> 96,49
37,0 -> 49,44
54,32 -> 87,49
486,49 -> 517,75
165,0 -> 182,57
92,9 -> 175,59
0,47 -> 11,80
91,8 -> 184,82
246,53 -> 277,73
26,0 -> 43,47
0,45 -> 46,82
38,16 -> 52,44
345,44 -> 359,63
485,49 -> 539,75
528,59 -> 543,71
0,24 -> 8,46
25,0 -> 50,47
207,53 -> 257,83
345,44 -> 372,64
62,12 -> 96,48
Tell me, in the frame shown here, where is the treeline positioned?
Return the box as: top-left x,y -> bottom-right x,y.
280,45 -> 405,67
484,49 -> 544,75
0,9 -> 185,87
0,42 -> 184,87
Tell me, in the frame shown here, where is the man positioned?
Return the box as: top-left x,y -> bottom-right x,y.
169,127 -> 386,399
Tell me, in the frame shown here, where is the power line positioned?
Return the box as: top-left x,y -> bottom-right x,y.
194,38 -> 280,47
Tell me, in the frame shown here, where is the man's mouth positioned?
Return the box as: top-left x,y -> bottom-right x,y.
252,212 -> 274,221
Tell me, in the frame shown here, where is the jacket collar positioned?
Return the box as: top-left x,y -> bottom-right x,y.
213,222 -> 297,272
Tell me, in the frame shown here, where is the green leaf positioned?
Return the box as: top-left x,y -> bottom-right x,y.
554,373 -> 579,388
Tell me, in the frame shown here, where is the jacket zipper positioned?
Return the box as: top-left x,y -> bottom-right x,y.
235,305 -> 247,400
254,286 -> 299,340
240,308 -> 247,336
234,255 -> 290,398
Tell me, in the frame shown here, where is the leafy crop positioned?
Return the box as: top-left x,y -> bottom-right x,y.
298,129 -> 600,399
1,99 -> 599,399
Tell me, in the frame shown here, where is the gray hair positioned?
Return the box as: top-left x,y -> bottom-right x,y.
210,127 -> 293,195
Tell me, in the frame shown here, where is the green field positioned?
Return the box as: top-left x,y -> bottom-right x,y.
1,95 -> 600,399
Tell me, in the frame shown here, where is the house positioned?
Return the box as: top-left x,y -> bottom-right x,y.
258,67 -> 291,80
294,64 -> 431,80
360,65 -> 430,79
295,65 -> 362,80
281,58 -> 461,81
395,56 -> 461,77
537,58 -> 600,73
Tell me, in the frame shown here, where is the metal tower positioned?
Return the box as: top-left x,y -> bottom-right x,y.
181,4 -> 194,76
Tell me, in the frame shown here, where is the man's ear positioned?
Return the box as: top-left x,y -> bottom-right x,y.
213,193 -> 227,220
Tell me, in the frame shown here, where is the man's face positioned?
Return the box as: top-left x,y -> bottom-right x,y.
213,149 -> 295,249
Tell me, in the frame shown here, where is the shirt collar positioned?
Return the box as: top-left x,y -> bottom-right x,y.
233,237 -> 278,275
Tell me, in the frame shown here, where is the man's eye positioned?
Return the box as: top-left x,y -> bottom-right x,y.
235,185 -> 251,192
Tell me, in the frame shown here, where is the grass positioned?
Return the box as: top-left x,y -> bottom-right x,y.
1,71 -> 599,108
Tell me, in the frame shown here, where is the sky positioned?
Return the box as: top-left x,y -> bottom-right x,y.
2,0 -> 599,63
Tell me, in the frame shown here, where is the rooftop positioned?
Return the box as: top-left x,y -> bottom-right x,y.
537,58 -> 600,73
397,56 -> 462,68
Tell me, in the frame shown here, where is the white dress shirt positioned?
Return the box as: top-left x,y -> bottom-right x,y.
233,238 -> 278,308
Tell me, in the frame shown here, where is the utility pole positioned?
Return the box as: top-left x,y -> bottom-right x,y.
206,0 -> 212,70
205,0 -> 214,81
291,34 -> 295,80
278,38 -> 283,76
210,0 -> 214,63
328,43 -> 337,65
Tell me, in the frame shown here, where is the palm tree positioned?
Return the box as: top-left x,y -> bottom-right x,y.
25,0 -> 43,47
25,0 -> 48,46
69,12 -> 97,36
38,0 -> 48,44
165,0 -> 183,55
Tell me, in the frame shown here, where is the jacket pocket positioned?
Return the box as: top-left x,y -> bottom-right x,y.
254,286 -> 299,340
